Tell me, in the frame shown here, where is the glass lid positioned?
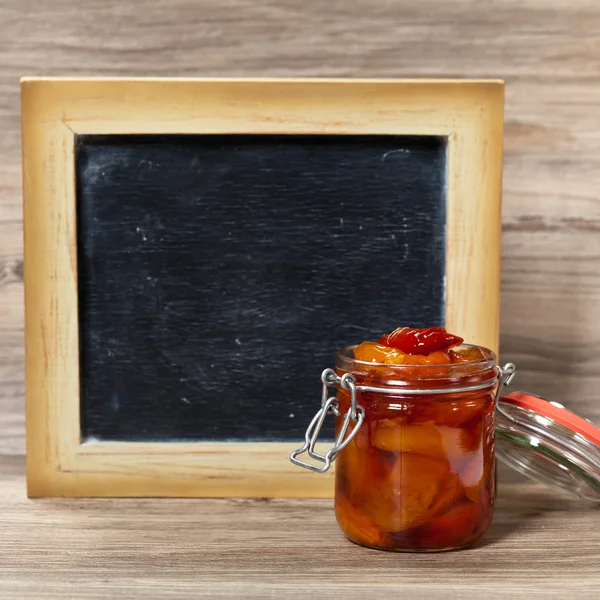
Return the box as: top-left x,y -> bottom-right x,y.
496,392 -> 600,502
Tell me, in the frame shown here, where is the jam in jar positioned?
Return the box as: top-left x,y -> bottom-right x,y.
291,327 -> 515,552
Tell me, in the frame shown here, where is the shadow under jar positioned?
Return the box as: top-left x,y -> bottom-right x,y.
332,345 -> 498,552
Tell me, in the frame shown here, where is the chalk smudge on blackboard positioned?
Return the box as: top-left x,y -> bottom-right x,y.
382,148 -> 410,161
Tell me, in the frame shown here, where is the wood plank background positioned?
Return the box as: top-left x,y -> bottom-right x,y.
2,2 -> 600,597
2,0 -> 600,458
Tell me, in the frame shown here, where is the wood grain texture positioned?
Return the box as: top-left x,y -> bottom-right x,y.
2,0 -> 600,431
1,0 -> 600,590
0,471 -> 599,599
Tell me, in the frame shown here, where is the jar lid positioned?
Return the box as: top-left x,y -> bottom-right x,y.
496,392 -> 600,502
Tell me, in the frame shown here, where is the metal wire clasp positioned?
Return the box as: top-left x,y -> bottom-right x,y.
496,362 -> 517,421
290,362 -> 517,473
289,368 -> 365,473
497,362 -> 517,397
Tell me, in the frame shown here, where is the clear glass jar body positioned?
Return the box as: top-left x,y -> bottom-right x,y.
333,345 -> 497,552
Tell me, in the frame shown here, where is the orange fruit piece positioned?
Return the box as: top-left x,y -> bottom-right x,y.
449,346 -> 486,363
373,422 -> 475,471
335,493 -> 389,549
354,343 -> 453,366
353,342 -> 404,364
414,500 -> 482,550
367,453 -> 458,532
460,452 -> 485,501
401,350 -> 451,365
373,422 -> 445,458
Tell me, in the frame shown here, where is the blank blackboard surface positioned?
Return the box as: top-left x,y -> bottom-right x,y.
75,134 -> 446,442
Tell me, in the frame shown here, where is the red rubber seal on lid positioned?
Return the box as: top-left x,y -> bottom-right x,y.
501,392 -> 600,446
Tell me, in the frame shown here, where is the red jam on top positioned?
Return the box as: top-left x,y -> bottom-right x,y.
354,326 -> 484,365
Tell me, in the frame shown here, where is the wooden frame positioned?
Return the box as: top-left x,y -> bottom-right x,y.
22,78 -> 504,498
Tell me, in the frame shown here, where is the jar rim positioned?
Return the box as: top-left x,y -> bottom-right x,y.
335,343 -> 496,373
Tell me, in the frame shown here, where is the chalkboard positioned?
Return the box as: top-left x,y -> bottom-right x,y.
75,134 -> 446,443
24,78 -> 504,498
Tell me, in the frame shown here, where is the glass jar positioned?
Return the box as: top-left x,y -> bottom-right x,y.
291,344 -> 515,552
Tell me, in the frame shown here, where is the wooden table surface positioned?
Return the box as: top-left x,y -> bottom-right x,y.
1,454 -> 599,599
2,1 -> 600,598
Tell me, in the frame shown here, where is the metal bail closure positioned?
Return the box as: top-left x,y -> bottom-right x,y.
290,369 -> 365,473
497,362 -> 517,400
